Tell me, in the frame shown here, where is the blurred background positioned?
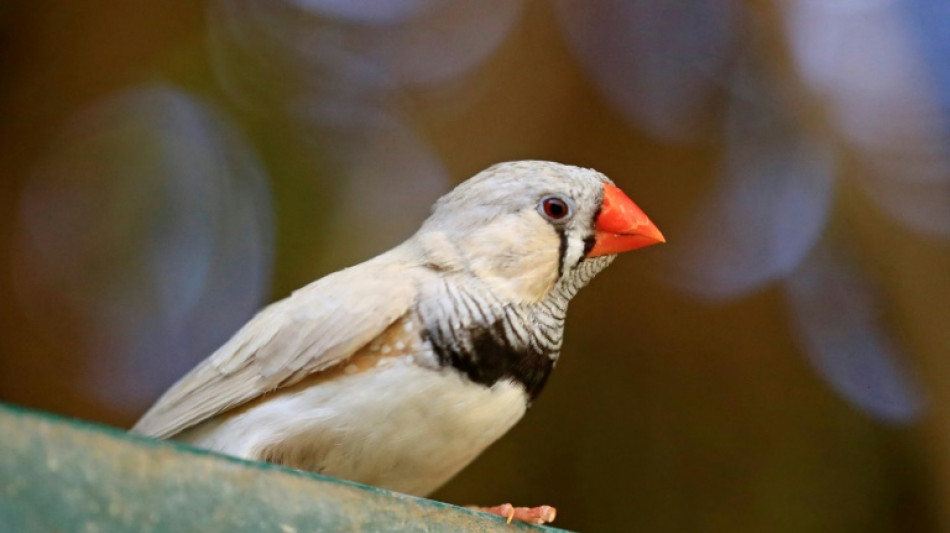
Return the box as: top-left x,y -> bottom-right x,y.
2,1 -> 949,531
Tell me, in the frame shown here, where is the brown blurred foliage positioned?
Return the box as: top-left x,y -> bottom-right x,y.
2,2 -> 949,532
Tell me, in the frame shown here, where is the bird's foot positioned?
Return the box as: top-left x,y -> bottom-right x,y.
468,503 -> 557,525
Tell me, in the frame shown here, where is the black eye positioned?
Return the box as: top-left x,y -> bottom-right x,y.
539,196 -> 573,222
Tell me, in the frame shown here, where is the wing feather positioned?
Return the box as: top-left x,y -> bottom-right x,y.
131,252 -> 420,438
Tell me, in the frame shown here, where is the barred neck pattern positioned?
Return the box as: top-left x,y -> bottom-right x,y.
418,255 -> 615,400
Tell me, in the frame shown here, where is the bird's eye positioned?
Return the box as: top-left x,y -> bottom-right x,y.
539,196 -> 573,222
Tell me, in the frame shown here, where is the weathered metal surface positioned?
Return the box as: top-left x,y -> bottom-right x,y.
0,404 -> 569,533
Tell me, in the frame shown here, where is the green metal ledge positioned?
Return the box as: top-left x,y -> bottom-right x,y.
0,403 -> 568,533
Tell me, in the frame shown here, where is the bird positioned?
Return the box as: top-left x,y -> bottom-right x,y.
131,160 -> 664,524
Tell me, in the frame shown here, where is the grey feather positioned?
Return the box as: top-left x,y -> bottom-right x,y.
131,247 -> 421,438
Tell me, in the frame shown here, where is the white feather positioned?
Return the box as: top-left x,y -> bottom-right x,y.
176,360 -> 527,496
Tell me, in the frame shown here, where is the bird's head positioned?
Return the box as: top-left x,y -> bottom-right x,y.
414,161 -> 664,303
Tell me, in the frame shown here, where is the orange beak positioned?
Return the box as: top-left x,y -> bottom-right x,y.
588,183 -> 665,257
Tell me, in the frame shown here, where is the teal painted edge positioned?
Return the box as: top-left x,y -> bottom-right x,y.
0,402 -> 573,533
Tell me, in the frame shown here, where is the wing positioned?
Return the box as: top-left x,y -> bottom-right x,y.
131,252 -> 420,439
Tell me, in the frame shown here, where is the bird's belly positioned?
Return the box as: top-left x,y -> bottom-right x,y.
177,361 -> 528,496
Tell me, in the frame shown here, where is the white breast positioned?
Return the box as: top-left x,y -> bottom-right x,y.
176,359 -> 528,496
